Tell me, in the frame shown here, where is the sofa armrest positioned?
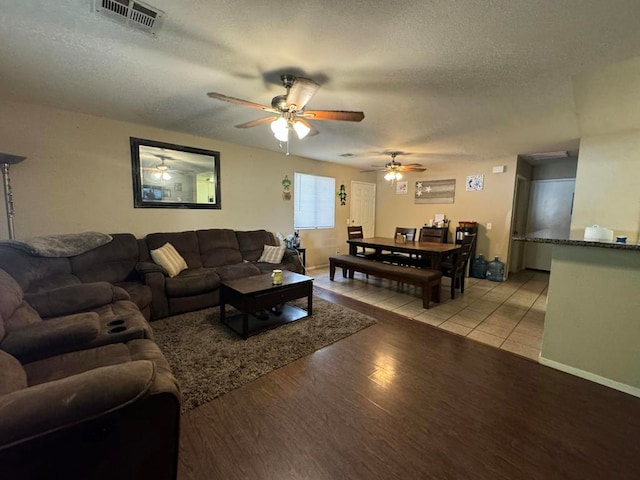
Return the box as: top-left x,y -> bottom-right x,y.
0,360 -> 157,448
136,261 -> 167,276
137,268 -> 169,320
0,360 -> 181,479
0,313 -> 100,363
282,248 -> 304,273
25,282 -> 131,318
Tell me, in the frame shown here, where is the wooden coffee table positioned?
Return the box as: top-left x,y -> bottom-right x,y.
219,271 -> 313,339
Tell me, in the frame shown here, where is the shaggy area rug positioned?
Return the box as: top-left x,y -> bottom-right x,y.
152,297 -> 376,412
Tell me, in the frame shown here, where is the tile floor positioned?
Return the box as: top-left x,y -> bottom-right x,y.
310,266 -> 549,361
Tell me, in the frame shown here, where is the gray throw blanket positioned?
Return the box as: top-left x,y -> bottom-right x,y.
0,232 -> 113,257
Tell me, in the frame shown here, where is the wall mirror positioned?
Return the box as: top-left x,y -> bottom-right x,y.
130,137 -> 221,209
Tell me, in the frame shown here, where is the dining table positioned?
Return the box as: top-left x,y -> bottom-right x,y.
346,236 -> 460,269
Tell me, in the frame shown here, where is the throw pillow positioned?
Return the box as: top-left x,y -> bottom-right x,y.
257,244 -> 286,264
150,242 -> 188,278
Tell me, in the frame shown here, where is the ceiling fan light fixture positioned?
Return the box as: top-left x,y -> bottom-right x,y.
271,117 -> 289,142
384,171 -> 402,182
292,120 -> 311,139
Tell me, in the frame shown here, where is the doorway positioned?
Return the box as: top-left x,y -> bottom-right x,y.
509,175 -> 530,274
350,181 -> 376,237
523,178 -> 575,271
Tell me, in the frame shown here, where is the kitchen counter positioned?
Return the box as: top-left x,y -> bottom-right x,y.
513,229 -> 640,251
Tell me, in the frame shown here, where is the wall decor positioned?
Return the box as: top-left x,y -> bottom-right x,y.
466,174 -> 484,191
396,181 -> 408,195
337,184 -> 347,205
415,179 -> 456,204
282,175 -> 291,200
131,137 -> 221,209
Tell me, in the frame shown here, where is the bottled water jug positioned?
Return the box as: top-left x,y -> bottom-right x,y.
486,256 -> 505,282
470,254 -> 488,279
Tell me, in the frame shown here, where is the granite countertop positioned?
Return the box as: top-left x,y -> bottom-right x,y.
512,229 -> 640,251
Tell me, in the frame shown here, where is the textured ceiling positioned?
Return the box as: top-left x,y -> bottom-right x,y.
2,0 -> 640,169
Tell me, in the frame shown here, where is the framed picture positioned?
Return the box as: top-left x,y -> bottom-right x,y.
466,174 -> 484,191
396,181 -> 408,195
131,137 -> 221,209
415,179 -> 456,204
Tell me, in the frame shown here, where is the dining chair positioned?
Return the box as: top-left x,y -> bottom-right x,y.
419,227 -> 447,243
394,227 -> 417,242
347,226 -> 376,259
440,234 -> 476,299
380,227 -> 418,266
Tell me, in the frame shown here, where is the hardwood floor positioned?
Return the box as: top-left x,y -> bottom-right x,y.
179,287 -> 640,479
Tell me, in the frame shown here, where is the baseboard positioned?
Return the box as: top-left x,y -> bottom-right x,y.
539,356 -> 640,398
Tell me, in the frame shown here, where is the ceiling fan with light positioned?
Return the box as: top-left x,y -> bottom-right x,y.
141,154 -> 174,180
207,74 -> 365,144
361,152 -> 426,182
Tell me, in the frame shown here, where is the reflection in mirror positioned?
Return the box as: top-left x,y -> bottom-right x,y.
130,138 -> 221,209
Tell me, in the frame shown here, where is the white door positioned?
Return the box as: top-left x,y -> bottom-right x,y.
524,179 -> 575,270
350,181 -> 376,237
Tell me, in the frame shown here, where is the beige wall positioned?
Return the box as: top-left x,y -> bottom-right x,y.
541,245 -> 640,393
539,55 -> 640,395
374,157 -> 517,264
0,100 -> 375,268
531,158 -> 577,181
571,55 -> 640,241
571,131 -> 640,241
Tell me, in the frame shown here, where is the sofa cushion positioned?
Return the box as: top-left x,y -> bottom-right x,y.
0,269 -> 42,335
114,281 -> 152,312
150,243 -> 188,278
196,229 -> 243,267
145,231 -> 202,268
71,233 -> 140,284
213,263 -> 261,281
257,244 -> 286,264
164,268 -> 221,297
0,350 -> 27,395
236,230 -> 278,262
0,246 -> 75,293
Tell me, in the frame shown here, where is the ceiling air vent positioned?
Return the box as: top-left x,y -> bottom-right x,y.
93,0 -> 165,35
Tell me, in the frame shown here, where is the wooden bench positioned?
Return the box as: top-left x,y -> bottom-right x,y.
329,255 -> 442,309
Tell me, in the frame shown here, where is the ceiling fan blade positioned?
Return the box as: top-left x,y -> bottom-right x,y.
286,77 -> 320,110
360,168 -> 384,173
403,163 -> 424,167
398,166 -> 426,172
207,92 -> 278,113
302,110 -> 365,122
234,116 -> 278,128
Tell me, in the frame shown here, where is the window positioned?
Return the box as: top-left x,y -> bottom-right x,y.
294,172 -> 335,229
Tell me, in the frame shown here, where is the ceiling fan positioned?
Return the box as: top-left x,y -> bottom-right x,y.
361,152 -> 426,181
141,154 -> 174,180
206,74 -> 365,143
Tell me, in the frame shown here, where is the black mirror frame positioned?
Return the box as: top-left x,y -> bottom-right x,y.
130,137 -> 221,209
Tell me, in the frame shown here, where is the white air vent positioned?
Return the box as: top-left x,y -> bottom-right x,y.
93,0 -> 165,34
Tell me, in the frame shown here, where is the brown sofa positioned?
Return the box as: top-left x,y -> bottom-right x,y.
0,268 -> 181,479
138,229 -> 304,319
0,228 -> 303,321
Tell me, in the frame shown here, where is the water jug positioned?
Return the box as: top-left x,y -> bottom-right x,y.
470,254 -> 489,279
486,256 -> 505,282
